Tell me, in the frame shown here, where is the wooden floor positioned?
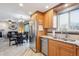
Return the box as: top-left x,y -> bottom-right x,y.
0,39 -> 43,56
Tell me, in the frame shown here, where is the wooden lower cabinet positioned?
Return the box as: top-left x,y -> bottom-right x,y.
48,39 -> 77,56
48,46 -> 57,56
48,40 -> 59,56
59,43 -> 76,56
77,46 -> 79,56
59,47 -> 76,56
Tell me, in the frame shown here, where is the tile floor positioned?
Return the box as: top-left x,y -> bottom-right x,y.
0,38 -> 43,56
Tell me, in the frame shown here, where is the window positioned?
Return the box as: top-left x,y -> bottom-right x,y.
70,9 -> 79,30
24,24 -> 29,32
57,9 -> 79,31
58,12 -> 69,31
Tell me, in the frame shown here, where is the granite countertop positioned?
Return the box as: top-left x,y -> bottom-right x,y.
40,35 -> 79,46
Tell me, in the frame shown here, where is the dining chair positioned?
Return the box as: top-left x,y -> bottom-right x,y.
7,31 -> 18,46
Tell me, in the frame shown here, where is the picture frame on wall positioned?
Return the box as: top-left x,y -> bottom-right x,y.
8,22 -> 18,30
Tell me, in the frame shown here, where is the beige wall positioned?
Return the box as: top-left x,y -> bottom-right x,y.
18,22 -> 24,33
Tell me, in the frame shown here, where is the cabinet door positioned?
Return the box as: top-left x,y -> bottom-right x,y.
48,39 -> 58,56
77,46 -> 79,56
44,10 -> 53,28
59,47 -> 75,56
58,42 -> 76,56
44,13 -> 49,28
48,46 -> 57,56
48,39 -> 76,56
37,14 -> 44,24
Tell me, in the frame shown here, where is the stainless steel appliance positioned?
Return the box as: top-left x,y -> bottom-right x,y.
29,20 -> 38,52
41,38 -> 48,55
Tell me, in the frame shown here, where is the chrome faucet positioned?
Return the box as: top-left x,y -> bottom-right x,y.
60,26 -> 69,39
65,32 -> 68,38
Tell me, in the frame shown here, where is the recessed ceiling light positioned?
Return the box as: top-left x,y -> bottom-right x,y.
19,3 -> 23,7
45,6 -> 49,9
64,4 -> 68,7
29,12 -> 32,15
18,20 -> 22,22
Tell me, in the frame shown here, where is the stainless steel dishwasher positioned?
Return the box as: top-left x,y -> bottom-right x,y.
41,38 -> 48,55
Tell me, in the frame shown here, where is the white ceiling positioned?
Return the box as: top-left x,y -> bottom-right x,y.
0,3 -> 59,21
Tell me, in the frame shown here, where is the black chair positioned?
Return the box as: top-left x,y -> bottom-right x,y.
17,33 -> 24,45
23,32 -> 28,41
0,32 -> 2,38
7,31 -> 18,46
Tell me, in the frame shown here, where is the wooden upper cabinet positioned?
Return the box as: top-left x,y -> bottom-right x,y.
36,12 -> 44,25
44,9 -> 54,28
31,13 -> 37,20
31,12 -> 44,25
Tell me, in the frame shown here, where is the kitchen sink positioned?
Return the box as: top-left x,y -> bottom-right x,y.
67,39 -> 76,42
46,35 -> 76,42
62,39 -> 68,41
60,38 -> 76,42
60,38 -> 68,41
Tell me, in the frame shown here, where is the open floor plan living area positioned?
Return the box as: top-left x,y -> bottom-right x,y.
0,3 -> 79,56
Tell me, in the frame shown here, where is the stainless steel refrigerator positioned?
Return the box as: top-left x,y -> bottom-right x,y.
29,20 -> 38,52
